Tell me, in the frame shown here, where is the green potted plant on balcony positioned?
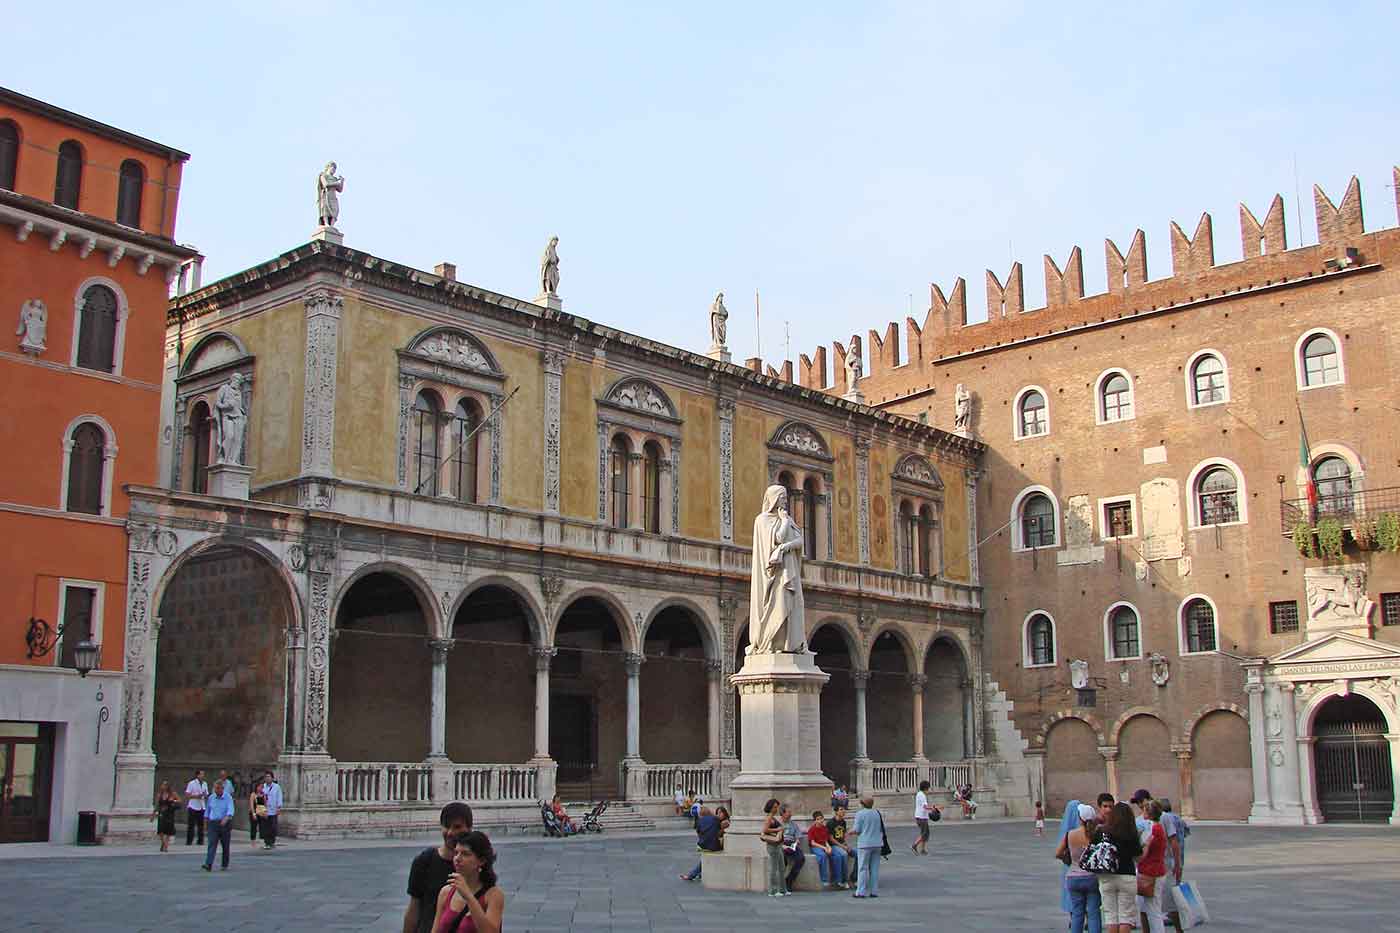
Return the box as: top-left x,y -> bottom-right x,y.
1315,517 -> 1345,561
1377,513 -> 1400,553
1293,520 -> 1315,558
1352,518 -> 1379,551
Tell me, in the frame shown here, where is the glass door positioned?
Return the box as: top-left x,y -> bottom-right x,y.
0,722 -> 53,843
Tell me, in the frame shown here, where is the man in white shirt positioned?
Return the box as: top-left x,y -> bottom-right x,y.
912,780 -> 935,854
184,769 -> 209,846
258,771 -> 284,849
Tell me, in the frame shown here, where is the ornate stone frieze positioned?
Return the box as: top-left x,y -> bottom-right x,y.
303,542 -> 337,752
607,378 -> 676,418
770,421 -> 832,460
415,330 -> 492,372
543,353 -> 563,512
301,290 -> 342,477
855,436 -> 871,565
396,373 -> 414,487
964,468 -> 981,586
736,680 -> 824,696
718,399 -> 735,542
488,394 -> 503,503
669,439 -> 682,534
596,422 -> 610,521
893,453 -> 942,489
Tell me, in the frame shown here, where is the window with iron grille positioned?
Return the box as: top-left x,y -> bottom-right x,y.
1027,614 -> 1054,666
1104,500 -> 1134,538
1183,598 -> 1217,653
1197,466 -> 1239,525
1382,593 -> 1400,627
1021,493 -> 1056,548
1269,600 -> 1299,634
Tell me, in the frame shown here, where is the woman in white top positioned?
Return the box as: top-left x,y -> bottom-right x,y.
912,780 -> 936,854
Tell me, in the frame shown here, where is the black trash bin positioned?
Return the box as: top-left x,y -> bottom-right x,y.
76,810 -> 99,846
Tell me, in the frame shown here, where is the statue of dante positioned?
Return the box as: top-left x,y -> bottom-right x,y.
215,373 -> 246,464
316,162 -> 344,227
540,236 -> 560,296
749,485 -> 807,654
954,383 -> 971,432
16,299 -> 47,355
709,291 -> 728,347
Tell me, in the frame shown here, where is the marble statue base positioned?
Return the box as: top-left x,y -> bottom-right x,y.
311,225 -> 344,245
842,389 -> 865,404
708,345 -> 732,364
207,462 -> 253,500
703,651 -> 832,892
535,292 -> 562,311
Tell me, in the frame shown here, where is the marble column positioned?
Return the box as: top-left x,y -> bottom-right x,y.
285,624 -> 306,751
706,659 -> 723,760
428,638 -> 453,758
852,670 -> 871,760
1245,682 -> 1274,821
1100,746 -> 1120,800
961,678 -> 976,760
627,452 -> 645,530
910,674 -> 928,761
624,652 -> 644,760
532,647 -> 556,759
1172,744 -> 1195,819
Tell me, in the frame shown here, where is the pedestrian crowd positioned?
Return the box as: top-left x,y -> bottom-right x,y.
153,768 -> 285,871
1056,787 -> 1191,933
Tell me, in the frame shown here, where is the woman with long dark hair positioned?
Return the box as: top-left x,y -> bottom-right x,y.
432,831 -> 504,933
151,781 -> 180,852
1088,802 -> 1143,933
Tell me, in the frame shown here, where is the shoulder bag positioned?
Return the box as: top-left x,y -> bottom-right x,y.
878,812 -> 892,858
1078,833 -> 1119,874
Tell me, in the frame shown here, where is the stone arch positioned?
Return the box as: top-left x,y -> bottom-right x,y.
767,420 -> 832,459
150,534 -> 303,633
549,587 -> 639,654
1110,706 -> 1179,746
1189,706 -> 1252,819
179,330 -> 250,377
332,560 -> 440,636
1299,681 -> 1400,737
1182,701 -> 1249,740
1036,710 -> 1107,748
923,633 -> 971,760
602,375 -> 679,419
639,595 -> 719,660
923,632 -> 972,674
861,620 -> 918,671
451,574 -> 546,647
405,324 -> 504,375
1043,714 -> 1108,813
807,615 -> 862,665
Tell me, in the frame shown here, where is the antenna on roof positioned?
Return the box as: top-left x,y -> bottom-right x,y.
755,289 -> 761,360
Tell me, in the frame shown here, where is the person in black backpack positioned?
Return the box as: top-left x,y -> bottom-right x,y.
1087,802 -> 1143,933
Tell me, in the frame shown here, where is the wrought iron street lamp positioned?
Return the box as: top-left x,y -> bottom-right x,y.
72,638 -> 100,678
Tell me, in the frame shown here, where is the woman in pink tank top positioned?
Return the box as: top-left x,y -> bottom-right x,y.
432,831 -> 505,933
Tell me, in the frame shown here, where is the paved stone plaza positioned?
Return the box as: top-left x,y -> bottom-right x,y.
1,821 -> 1397,931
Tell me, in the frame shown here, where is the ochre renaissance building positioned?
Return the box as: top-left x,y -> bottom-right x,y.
102,216 -> 1036,838
0,87 -> 194,842
808,168 -> 1400,824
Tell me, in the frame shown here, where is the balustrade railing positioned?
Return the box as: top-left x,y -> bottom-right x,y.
335,763 -> 433,804
641,764 -> 715,800
453,764 -> 538,802
867,760 -> 978,796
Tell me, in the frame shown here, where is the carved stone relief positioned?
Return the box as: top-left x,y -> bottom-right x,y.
301,290 -> 343,476
543,352 -> 563,513
718,400 -> 735,543
855,437 -> 871,565
608,378 -> 675,417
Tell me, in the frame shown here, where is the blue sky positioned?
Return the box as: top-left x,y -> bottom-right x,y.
10,2 -> 1399,369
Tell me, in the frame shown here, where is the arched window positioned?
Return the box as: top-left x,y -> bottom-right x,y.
1197,467 -> 1239,526
609,434 -> 631,528
802,477 -> 819,559
1026,613 -> 1055,667
1313,456 -> 1353,517
1017,389 -> 1047,437
917,504 -> 935,576
1099,371 -> 1133,422
65,422 -> 106,514
1108,604 -> 1140,659
1300,333 -> 1341,387
0,120 -> 17,191
412,391 -> 442,496
642,440 -> 663,533
190,402 -> 213,494
449,399 -> 480,504
54,140 -> 82,209
75,284 -> 119,373
1182,597 -> 1217,654
899,499 -> 915,572
116,159 -> 144,227
1190,353 -> 1226,406
1020,493 -> 1056,548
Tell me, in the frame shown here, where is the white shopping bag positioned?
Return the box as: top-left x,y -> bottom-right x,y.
1171,881 -> 1209,927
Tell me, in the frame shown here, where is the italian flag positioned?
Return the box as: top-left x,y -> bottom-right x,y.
1299,409 -> 1317,508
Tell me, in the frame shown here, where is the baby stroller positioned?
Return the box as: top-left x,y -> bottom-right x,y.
580,800 -> 609,834
540,800 -> 564,837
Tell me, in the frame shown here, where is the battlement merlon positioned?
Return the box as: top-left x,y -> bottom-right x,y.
809,165 -> 1398,398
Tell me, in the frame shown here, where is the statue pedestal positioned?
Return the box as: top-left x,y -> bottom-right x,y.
535,292 -> 562,311
842,388 -> 865,404
311,225 -> 343,245
703,651 -> 832,892
207,462 -> 253,500
708,345 -> 732,364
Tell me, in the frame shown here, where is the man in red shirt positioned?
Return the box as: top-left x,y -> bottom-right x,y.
806,811 -> 848,889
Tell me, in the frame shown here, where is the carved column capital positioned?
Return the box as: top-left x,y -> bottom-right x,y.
532,645 -> 558,672
706,658 -> 724,679
850,669 -> 871,687
428,638 -> 455,663
908,673 -> 928,692
1170,743 -> 1193,760
1098,745 -> 1120,762
623,652 -> 645,676
717,596 -> 739,622
542,348 -> 566,374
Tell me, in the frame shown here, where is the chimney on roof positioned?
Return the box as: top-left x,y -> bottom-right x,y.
435,262 -> 457,282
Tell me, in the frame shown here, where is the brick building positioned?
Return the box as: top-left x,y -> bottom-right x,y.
801,168 -> 1400,824
0,87 -> 195,842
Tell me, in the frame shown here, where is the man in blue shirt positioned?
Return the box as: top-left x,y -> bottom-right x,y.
257,771 -> 285,849
851,796 -> 885,898
202,777 -> 235,871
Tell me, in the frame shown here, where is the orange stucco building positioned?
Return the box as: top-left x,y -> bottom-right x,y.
0,86 -> 195,842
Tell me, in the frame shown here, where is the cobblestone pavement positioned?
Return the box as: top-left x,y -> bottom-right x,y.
2,821 -> 1397,931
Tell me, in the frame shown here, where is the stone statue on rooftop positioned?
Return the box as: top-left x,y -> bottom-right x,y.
540,236 -> 560,297
316,162 -> 344,228
954,383 -> 972,434
709,291 -> 728,348
749,485 -> 807,655
845,348 -> 862,392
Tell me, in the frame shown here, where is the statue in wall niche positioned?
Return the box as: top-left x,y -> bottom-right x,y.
215,373 -> 247,464
1069,659 -> 1089,690
953,383 -> 972,434
16,299 -> 47,355
540,236 -> 561,297
748,484 -> 807,655
316,162 -> 344,228
709,291 -> 728,348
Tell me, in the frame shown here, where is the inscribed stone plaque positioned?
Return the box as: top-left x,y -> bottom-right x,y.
1138,478 -> 1183,562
